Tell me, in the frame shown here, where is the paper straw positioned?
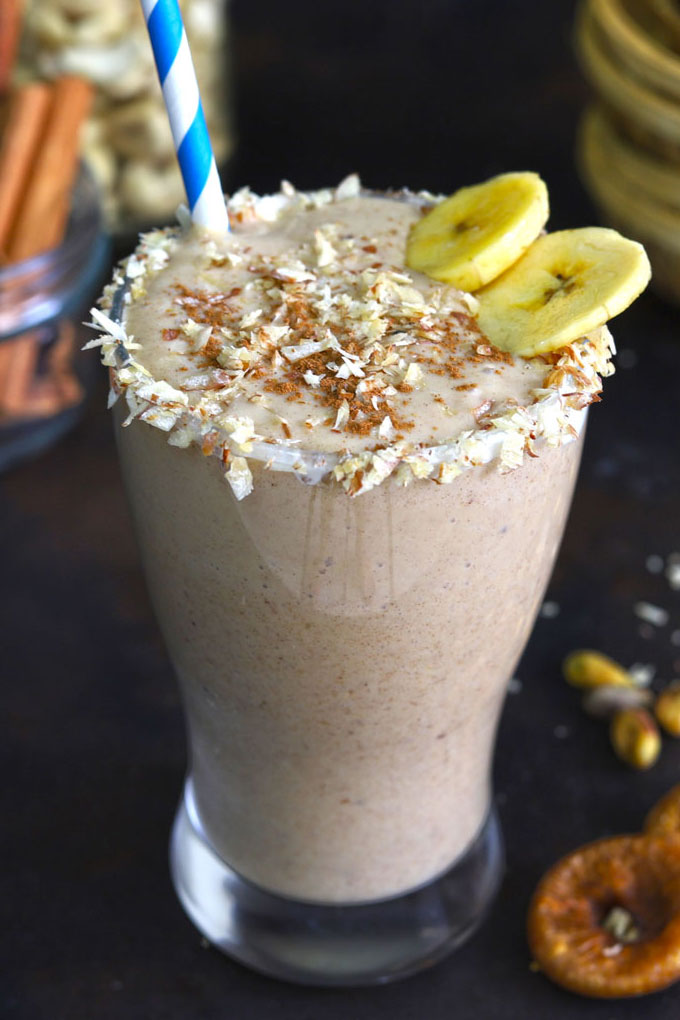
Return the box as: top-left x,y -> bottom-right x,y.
140,0 -> 229,231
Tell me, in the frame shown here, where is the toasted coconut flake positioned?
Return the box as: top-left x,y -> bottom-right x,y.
394,463 -> 414,486
282,337 -> 334,362
437,462 -> 464,483
259,324 -> 289,345
272,262 -> 316,284
181,318 -> 213,352
136,379 -> 188,406
241,309 -> 262,328
499,430 -> 527,471
167,424 -> 194,448
219,415 -> 257,451
402,362 -> 424,387
225,456 -> 253,500
335,174 -> 361,200
140,406 -> 181,431
314,229 -> 337,268
404,454 -> 433,480
332,400 -> 350,431
335,354 -> 365,379
88,307 -> 128,345
378,415 -> 396,441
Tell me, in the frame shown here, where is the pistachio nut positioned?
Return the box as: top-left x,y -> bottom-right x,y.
610,708 -> 661,770
655,682 -> 680,738
563,649 -> 633,690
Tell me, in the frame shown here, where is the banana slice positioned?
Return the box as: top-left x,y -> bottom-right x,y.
476,227 -> 651,357
406,172 -> 549,290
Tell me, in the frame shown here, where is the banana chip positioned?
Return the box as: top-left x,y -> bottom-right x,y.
406,171 -> 549,290
477,227 -> 651,357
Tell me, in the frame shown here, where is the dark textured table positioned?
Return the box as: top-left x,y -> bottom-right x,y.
3,1 -> 680,1016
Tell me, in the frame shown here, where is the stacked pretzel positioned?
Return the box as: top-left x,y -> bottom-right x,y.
576,0 -> 680,303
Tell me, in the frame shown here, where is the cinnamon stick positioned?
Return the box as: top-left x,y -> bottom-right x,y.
0,81 -> 51,257
0,324 -> 82,422
0,82 -> 52,417
0,334 -> 38,414
0,0 -> 23,96
1,75 -> 93,421
46,321 -> 83,407
7,75 -> 93,261
12,377 -> 63,419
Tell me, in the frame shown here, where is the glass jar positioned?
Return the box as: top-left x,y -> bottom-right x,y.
0,165 -> 110,472
15,0 -> 234,235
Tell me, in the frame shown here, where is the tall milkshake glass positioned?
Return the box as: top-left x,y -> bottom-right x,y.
94,177 -> 638,984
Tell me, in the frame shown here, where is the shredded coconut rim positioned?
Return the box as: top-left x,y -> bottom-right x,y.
88,177 -> 616,499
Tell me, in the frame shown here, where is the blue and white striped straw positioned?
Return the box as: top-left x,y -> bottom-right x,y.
140,0 -> 229,232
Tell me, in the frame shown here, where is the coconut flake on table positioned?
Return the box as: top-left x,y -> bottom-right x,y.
540,601 -> 560,619
629,663 -> 656,687
666,554 -> 680,591
633,602 -> 669,627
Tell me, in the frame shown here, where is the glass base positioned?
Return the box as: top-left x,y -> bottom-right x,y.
169,779 -> 504,986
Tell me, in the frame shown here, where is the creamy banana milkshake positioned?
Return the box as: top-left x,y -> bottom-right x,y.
92,174 -> 648,981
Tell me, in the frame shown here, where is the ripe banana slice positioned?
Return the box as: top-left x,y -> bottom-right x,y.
476,227 -> 651,357
406,172 -> 549,290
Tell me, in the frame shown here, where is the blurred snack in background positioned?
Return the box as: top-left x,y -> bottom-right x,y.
14,0 -> 234,233
575,0 -> 680,303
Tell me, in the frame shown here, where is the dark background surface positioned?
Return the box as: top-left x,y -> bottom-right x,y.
3,0 -> 680,1016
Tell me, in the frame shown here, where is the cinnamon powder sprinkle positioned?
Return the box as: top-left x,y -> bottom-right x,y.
264,379 -> 298,395
162,237 -> 517,444
203,336 -> 223,360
